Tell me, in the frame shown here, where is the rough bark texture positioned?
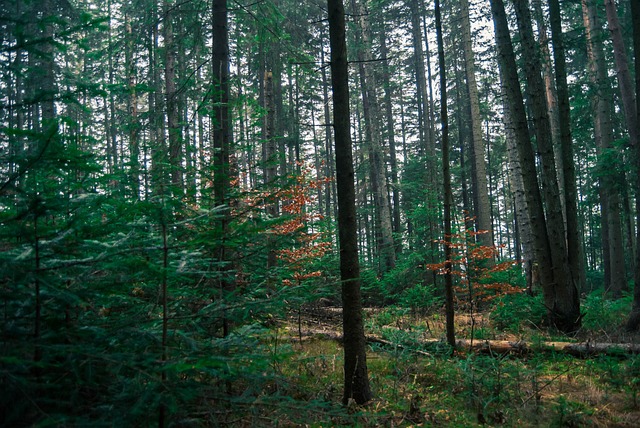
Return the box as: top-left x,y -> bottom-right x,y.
533,0 -> 563,210
502,85 -> 536,292
327,0 -> 372,405
582,0 -> 626,297
460,0 -> 494,254
351,0 -> 396,274
435,0 -> 455,348
512,0 -> 580,330
490,0 -> 580,333
548,0 -> 585,293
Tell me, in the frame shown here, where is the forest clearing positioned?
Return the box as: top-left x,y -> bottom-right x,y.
2,0 -> 640,425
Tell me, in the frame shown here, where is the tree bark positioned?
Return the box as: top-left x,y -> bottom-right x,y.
408,0 -> 434,159
380,23 -> 402,253
503,85 -> 536,292
548,0 -> 586,293
582,0 -> 627,297
212,0 -> 232,337
263,70 -> 279,269
351,0 -> 396,274
460,0 -> 494,255
490,0 -> 581,333
435,0 -> 455,348
163,0 -> 183,196
327,0 -> 372,404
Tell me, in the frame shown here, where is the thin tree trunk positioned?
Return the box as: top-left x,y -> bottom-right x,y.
460,0 -> 494,255
503,84 -> 536,292
435,0 -> 455,348
125,13 -> 140,197
163,0 -> 182,196
263,70 -> 279,269
320,36 -> 337,222
351,0 -> 396,274
533,0 -> 563,209
582,0 -> 626,297
327,0 -> 372,404
409,0 -> 433,158
380,23 -> 402,253
212,0 -> 232,336
548,0 -> 586,293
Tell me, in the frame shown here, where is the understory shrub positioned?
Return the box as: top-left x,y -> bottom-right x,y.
490,292 -> 546,332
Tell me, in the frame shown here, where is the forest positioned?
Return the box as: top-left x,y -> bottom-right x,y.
1,0 -> 640,425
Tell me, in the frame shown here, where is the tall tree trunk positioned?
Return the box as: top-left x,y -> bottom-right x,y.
604,0 -> 638,150
502,85 -> 536,293
125,13 -> 140,198
582,0 -> 626,297
490,0 -> 580,333
212,0 -> 232,337
150,1 -> 166,194
513,0 -> 573,307
604,0 -> 637,292
163,0 -> 183,196
351,0 -> 396,274
380,23 -> 402,253
626,0 -> 640,330
408,0 -> 434,158
533,0 -> 563,208
460,0 -> 494,255
320,34 -> 337,221
435,0 -> 455,348
327,0 -> 372,405
263,70 -> 279,269
548,0 -> 586,293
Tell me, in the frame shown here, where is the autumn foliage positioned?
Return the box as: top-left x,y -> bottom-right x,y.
274,164 -> 332,286
427,217 -> 521,305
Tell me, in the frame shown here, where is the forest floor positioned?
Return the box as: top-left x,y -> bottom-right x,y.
234,302 -> 640,427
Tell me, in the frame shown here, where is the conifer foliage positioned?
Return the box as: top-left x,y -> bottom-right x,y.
2,0 -> 640,424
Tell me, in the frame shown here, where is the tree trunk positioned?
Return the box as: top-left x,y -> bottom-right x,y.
150,1 -> 167,194
604,0 -> 638,151
320,30 -> 338,221
212,0 -> 232,337
626,0 -> 640,331
380,23 -> 402,253
533,1 -> 563,210
163,0 -> 183,196
408,0 -> 434,158
263,70 -> 279,269
490,0 -> 581,333
582,0 -> 627,297
327,0 -> 372,405
548,0 -> 586,293
351,0 -> 396,274
125,13 -> 140,198
502,85 -> 536,292
435,0 -> 455,348
460,0 -> 494,255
